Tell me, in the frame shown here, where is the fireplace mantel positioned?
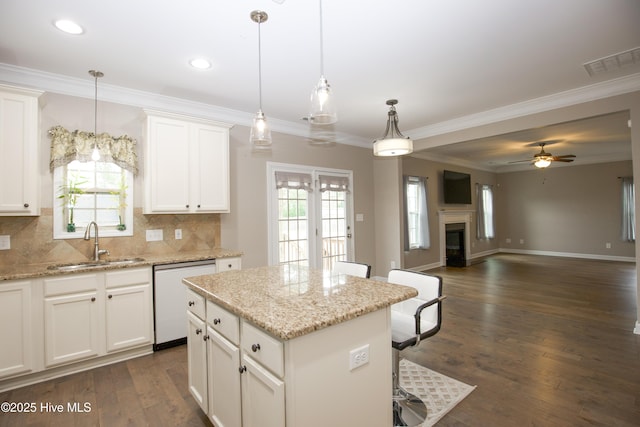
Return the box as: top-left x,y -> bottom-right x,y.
438,210 -> 473,266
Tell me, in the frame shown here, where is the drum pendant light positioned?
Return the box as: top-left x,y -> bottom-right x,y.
373,99 -> 413,156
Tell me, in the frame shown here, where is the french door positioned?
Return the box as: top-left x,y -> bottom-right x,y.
267,162 -> 354,271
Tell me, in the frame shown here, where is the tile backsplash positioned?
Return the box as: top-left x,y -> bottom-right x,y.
0,208 -> 220,266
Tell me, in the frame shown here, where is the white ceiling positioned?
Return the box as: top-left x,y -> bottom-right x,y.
1,0 -> 639,170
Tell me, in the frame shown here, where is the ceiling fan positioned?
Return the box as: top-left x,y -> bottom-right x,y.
510,142 -> 576,168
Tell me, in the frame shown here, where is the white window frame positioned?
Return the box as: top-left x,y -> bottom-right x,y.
53,162 -> 134,239
266,162 -> 354,269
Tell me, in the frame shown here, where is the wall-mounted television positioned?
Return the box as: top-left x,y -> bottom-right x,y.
443,170 -> 472,204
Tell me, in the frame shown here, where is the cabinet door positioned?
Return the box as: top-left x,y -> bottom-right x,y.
105,284 -> 153,352
207,327 -> 241,427
187,311 -> 208,413
191,124 -> 229,212
44,291 -> 100,367
0,88 -> 40,216
145,115 -> 190,213
0,280 -> 32,378
241,354 -> 285,427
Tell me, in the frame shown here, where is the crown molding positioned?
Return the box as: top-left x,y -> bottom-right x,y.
408,72 -> 640,140
0,63 -> 371,148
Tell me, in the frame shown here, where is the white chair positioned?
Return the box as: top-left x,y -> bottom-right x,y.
332,260 -> 371,278
387,269 -> 445,427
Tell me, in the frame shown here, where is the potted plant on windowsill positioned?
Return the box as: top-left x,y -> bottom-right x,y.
58,175 -> 86,232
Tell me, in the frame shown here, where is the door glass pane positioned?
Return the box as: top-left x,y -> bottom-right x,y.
277,188 -> 309,267
321,189 -> 347,272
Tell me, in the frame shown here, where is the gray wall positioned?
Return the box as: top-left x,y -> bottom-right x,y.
497,161 -> 634,259
221,125 -> 377,271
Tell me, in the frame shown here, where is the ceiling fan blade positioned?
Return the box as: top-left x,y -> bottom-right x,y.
552,158 -> 575,162
508,159 -> 534,164
553,154 -> 576,159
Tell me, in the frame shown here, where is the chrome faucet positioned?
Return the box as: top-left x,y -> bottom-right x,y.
84,221 -> 109,261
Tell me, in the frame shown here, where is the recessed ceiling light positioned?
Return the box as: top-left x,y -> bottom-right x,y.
54,19 -> 84,35
189,58 -> 212,69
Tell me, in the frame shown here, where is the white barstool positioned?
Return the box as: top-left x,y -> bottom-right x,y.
387,269 -> 445,427
332,260 -> 371,278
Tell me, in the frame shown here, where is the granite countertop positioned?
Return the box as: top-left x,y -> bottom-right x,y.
0,248 -> 242,281
183,264 -> 418,341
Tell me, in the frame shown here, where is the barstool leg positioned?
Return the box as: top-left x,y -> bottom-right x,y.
392,349 -> 428,427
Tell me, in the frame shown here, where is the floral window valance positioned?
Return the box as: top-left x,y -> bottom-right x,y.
49,125 -> 139,175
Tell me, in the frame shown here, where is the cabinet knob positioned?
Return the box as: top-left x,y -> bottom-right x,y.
251,343 -> 261,352
203,335 -> 209,341
213,318 -> 221,325
186,204 -> 190,208
108,294 -> 113,299
195,328 -> 202,335
228,264 -> 232,269
188,301 -> 195,306
91,297 -> 96,302
197,204 -> 201,208
23,203 -> 29,208
239,365 -> 247,374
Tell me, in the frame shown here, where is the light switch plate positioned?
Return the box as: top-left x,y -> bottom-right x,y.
0,235 -> 10,250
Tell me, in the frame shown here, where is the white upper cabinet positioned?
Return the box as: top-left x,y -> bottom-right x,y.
0,85 -> 42,216
144,110 -> 232,214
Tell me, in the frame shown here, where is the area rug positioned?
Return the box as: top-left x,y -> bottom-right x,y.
399,359 -> 476,426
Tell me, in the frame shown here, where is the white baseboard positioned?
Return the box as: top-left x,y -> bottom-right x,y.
498,248 -> 635,263
634,321 -> 640,335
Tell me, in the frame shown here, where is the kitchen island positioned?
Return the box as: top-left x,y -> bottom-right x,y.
183,264 -> 417,427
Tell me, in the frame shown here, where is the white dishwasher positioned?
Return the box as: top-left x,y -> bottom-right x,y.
153,259 -> 216,350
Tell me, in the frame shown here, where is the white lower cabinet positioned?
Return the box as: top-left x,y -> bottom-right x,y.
208,327 -> 241,427
44,274 -> 100,367
187,309 -> 208,412
187,293 -> 284,427
105,268 -> 153,352
43,268 -> 153,368
240,354 -> 285,427
0,280 -> 33,379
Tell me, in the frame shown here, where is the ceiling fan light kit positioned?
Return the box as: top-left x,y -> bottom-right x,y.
373,99 -> 413,157
510,142 -> 576,169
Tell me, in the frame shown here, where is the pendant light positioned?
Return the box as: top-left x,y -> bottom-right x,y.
373,99 -> 413,156
250,10 -> 272,149
308,0 -> 336,125
88,69 -> 103,161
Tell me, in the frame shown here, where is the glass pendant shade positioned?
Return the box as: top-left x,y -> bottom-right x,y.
534,157 -> 551,168
309,75 -> 337,124
250,110 -> 272,147
373,100 -> 413,157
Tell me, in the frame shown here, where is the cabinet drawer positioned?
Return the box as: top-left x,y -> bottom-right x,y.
206,300 -> 239,345
186,287 -> 205,319
105,267 -> 150,289
44,273 -> 99,296
241,321 -> 283,378
217,257 -> 241,272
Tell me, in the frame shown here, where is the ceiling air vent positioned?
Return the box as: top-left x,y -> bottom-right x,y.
583,47 -> 640,76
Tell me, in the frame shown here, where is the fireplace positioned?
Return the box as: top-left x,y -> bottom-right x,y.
437,210 -> 472,267
445,223 -> 466,267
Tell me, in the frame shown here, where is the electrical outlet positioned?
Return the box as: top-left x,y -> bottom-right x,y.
506,238 -> 511,244
146,229 -> 163,242
175,229 -> 182,240
0,235 -> 10,250
519,239 -> 525,244
349,344 -> 370,371
606,242 -> 611,249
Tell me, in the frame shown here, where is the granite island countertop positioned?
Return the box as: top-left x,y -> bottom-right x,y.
0,248 -> 242,281
183,264 -> 418,341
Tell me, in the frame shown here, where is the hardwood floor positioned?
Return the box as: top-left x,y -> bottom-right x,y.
0,253 -> 638,426
406,253 -> 640,426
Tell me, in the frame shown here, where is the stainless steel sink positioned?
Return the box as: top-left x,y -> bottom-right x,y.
48,257 -> 145,271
